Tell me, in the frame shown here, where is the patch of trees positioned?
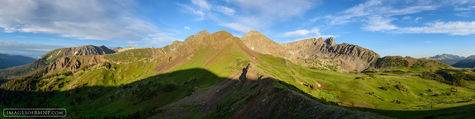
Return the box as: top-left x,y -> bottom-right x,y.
374,56 -> 409,68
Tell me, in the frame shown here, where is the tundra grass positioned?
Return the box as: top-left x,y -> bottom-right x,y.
253,54 -> 475,111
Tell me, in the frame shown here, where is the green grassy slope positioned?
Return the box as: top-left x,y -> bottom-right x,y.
253,54 -> 475,110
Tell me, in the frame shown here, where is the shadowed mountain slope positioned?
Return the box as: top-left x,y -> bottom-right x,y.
452,58 -> 475,68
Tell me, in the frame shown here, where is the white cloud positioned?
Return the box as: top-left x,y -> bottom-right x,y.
181,0 -> 320,33
326,0 -> 437,25
363,16 -> 397,31
329,0 -> 382,24
454,5 -> 475,11
415,17 -> 422,22
216,6 -> 235,16
221,0 -> 317,33
191,0 -> 210,10
386,5 -> 437,16
184,26 -> 191,30
398,21 -> 475,35
455,11 -> 472,17
283,30 -> 312,37
0,0 -> 169,43
283,28 -> 334,39
321,0 -> 475,36
177,3 -> 207,20
220,23 -> 252,33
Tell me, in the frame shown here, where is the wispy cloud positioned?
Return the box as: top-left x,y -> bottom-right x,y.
362,16 -> 397,31
216,6 -> 236,16
220,23 -> 252,33
282,28 -> 334,43
398,21 -> 475,35
0,0 -> 171,44
180,0 -> 319,33
324,0 -> 475,35
191,0 -> 210,10
283,29 -> 313,37
327,0 -> 437,25
184,26 -> 191,30
454,5 -> 475,11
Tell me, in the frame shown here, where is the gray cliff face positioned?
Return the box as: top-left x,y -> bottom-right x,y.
241,31 -> 380,72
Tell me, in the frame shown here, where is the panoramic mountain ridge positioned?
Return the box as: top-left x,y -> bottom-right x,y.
0,45 -> 116,80
241,31 -> 380,72
0,53 -> 36,69
1,30 -> 475,119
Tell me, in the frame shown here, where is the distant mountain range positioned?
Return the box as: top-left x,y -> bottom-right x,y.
429,54 -> 475,68
0,53 -> 36,69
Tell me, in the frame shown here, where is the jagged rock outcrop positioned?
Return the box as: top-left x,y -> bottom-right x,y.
42,45 -> 114,62
48,55 -> 107,73
241,31 -> 380,72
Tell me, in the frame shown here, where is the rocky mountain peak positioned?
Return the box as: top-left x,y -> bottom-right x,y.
325,37 -> 336,46
211,30 -> 234,39
241,30 -> 283,55
184,30 -> 211,42
242,30 -> 276,43
196,30 -> 210,36
241,32 -> 379,72
244,30 -> 262,36
317,37 -> 324,42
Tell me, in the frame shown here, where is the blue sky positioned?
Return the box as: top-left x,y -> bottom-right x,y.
0,0 -> 474,58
